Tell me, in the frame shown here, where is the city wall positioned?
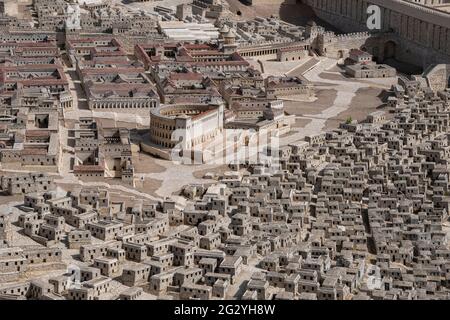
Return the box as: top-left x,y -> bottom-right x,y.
304,0 -> 450,68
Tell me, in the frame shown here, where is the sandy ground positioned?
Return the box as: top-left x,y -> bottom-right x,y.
192,164 -> 229,180
278,57 -> 397,146
287,58 -> 321,77
135,178 -> 163,198
324,87 -> 388,129
284,88 -> 338,116
260,56 -> 316,77
132,153 -> 166,174
292,118 -> 313,128
0,194 -> 23,205
136,159 -> 223,198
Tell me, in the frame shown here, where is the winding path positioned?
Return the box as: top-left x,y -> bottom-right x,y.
280,57 -> 396,145
135,159 -> 220,198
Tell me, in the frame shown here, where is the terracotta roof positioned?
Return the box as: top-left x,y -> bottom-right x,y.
0,42 -> 57,48
26,130 -> 50,137
81,67 -> 146,76
20,148 -> 48,155
169,72 -> 203,81
73,165 -> 105,173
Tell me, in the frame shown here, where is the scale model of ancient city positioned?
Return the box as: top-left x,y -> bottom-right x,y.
0,0 -> 449,301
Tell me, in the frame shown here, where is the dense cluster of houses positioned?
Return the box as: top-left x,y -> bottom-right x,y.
0,0 -> 449,301
1,77 -> 449,299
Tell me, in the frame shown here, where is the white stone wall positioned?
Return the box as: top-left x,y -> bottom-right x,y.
305,0 -> 450,67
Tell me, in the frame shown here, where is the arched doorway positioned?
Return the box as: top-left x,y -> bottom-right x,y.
384,41 -> 397,60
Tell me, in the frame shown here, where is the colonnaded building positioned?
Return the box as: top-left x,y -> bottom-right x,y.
144,102 -> 225,160
303,0 -> 450,68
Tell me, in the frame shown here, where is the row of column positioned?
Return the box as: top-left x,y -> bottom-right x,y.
240,48 -> 278,57
91,100 -> 157,109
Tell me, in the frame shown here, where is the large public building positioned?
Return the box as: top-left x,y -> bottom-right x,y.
143,102 -> 225,160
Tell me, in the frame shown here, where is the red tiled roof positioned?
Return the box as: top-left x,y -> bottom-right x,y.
26,130 -> 50,137
169,72 -> 203,81
20,148 -> 48,155
73,165 -> 105,173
